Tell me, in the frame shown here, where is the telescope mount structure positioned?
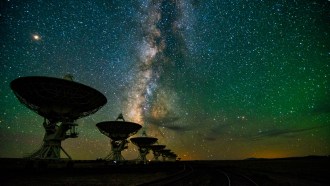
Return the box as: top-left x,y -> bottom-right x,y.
96,114 -> 142,161
130,131 -> 158,164
10,75 -> 107,160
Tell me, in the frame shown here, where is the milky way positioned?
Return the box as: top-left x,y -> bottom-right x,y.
0,0 -> 329,160
124,0 -> 186,127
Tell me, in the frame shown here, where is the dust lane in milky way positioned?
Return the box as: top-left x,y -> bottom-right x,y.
124,1 -> 187,129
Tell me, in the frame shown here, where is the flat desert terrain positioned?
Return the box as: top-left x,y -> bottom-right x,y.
0,157 -> 329,185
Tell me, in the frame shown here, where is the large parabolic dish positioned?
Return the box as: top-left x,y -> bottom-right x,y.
10,76 -> 107,159
10,76 -> 107,121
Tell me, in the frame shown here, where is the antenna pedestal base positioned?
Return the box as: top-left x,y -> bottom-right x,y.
103,140 -> 128,161
136,147 -> 150,164
26,140 -> 71,160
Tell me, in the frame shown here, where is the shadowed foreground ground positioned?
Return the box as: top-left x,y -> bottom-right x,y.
0,157 -> 329,185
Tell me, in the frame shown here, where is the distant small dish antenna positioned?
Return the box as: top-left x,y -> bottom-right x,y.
96,113 -> 142,161
130,130 -> 158,164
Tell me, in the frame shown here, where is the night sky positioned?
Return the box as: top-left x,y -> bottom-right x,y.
1,0 -> 329,160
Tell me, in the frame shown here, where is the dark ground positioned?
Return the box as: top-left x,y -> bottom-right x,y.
0,156 -> 329,185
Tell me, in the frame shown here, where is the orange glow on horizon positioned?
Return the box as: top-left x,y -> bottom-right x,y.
250,150 -> 292,159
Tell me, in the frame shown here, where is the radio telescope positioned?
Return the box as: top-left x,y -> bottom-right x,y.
130,131 -> 158,164
150,144 -> 166,161
96,114 -> 142,161
160,149 -> 172,161
166,152 -> 178,161
10,75 -> 107,159
159,149 -> 178,161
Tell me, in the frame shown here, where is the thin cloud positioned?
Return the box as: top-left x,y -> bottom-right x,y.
249,125 -> 329,141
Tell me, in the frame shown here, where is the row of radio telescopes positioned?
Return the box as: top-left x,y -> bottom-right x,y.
10,75 -> 178,163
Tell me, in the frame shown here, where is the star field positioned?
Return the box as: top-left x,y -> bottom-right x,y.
0,0 -> 329,160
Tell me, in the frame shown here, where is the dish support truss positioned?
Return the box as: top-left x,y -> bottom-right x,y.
26,118 -> 78,160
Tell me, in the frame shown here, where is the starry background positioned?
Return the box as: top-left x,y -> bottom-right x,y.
0,0 -> 329,160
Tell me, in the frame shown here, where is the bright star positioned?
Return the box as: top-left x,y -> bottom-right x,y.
32,34 -> 41,41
